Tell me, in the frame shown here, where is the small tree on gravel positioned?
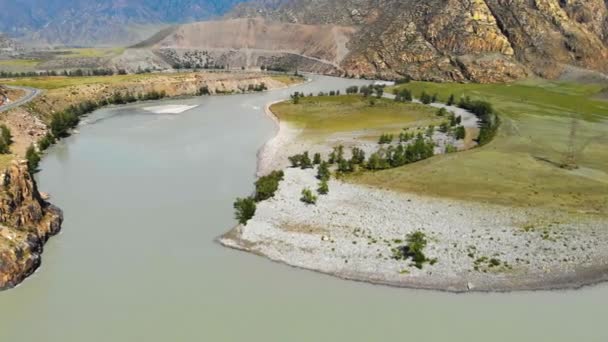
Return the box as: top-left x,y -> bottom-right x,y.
300,151 -> 313,169
300,188 -> 317,205
234,197 -> 256,225
313,153 -> 322,165
317,161 -> 330,181
317,180 -> 329,195
0,124 -> 12,146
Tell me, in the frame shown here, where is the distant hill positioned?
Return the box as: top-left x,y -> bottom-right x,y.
115,18 -> 354,75
230,0 -> 608,82
0,0 -> 249,46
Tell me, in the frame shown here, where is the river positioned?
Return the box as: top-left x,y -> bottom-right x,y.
0,75 -> 606,341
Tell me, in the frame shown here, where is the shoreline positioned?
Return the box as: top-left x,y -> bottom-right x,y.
0,72 -> 306,291
219,97 -> 608,293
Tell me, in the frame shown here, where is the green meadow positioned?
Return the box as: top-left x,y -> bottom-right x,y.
347,80 -> 608,214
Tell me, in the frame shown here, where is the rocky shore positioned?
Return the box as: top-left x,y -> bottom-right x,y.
220,99 -> 608,292
0,161 -> 63,290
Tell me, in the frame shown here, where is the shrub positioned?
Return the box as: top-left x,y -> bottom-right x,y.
447,94 -> 455,106
0,124 -> 12,146
254,170 -> 284,202
317,161 -> 330,181
317,180 -> 329,195
234,197 -> 256,225
391,231 -> 434,269
350,147 -> 366,165
454,126 -> 466,140
38,133 -> 55,151
328,145 -> 344,164
378,133 -> 393,145
198,85 -> 210,95
420,91 -> 432,104
25,144 -> 41,173
313,153 -> 322,165
346,86 -> 359,94
300,188 -> 317,205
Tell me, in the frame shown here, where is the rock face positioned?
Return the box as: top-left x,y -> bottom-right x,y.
0,161 -> 62,290
231,0 -> 608,82
129,18 -> 356,75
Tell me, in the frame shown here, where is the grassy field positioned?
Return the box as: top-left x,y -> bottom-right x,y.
346,79 -> 608,214
271,95 -> 439,141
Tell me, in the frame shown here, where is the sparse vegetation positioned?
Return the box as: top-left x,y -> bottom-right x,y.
254,170 -> 285,202
300,188 -> 317,205
392,231 -> 435,269
233,197 -> 257,225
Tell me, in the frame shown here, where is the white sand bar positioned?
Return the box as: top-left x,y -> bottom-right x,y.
143,105 -> 198,114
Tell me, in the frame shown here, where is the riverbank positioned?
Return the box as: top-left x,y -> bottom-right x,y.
220,94 -> 608,292
0,71 -> 304,290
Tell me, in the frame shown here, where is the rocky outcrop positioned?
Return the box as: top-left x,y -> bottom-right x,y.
0,161 -> 63,290
231,0 -> 608,82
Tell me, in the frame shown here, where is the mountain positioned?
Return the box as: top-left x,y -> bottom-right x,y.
230,0 -> 608,82
0,0 -> 249,46
118,18 -> 353,74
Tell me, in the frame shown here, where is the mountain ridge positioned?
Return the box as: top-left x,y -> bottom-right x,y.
230,0 -> 608,82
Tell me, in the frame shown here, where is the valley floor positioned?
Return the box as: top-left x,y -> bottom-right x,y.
221,82 -> 608,292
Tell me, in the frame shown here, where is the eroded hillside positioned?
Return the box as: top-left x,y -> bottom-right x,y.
231,0 -> 608,82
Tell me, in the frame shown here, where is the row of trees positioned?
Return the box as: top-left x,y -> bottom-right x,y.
234,170 -> 285,224
456,96 -> 498,145
0,68 -> 133,79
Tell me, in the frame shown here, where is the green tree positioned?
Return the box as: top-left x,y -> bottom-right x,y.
38,133 -> 55,151
313,153 -> 322,165
447,94 -> 455,106
234,197 -> 256,224
420,91 -> 432,105
254,170 -> 284,202
317,161 -> 330,181
0,124 -> 12,146
300,151 -> 313,169
25,144 -> 41,173
300,188 -> 317,205
317,180 -> 329,195
454,126 -> 466,140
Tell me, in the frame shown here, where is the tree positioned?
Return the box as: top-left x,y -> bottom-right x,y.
0,124 -> 12,146
420,91 -> 432,104
291,92 -> 301,104
447,94 -> 455,106
300,151 -> 313,169
313,153 -> 322,165
426,125 -> 435,138
350,147 -> 365,165
234,197 -> 256,224
375,86 -> 384,98
317,180 -> 329,195
25,144 -> 41,173
378,133 -> 393,144
38,133 -> 55,151
437,107 -> 447,117
254,170 -> 284,202
454,126 -> 466,140
300,188 -> 317,205
317,161 -> 330,181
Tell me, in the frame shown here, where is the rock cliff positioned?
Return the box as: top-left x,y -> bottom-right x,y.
0,161 -> 62,290
231,0 -> 608,82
